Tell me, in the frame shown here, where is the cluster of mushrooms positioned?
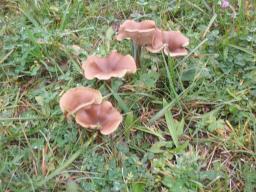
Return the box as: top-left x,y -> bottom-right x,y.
59,20 -> 189,135
117,20 -> 189,57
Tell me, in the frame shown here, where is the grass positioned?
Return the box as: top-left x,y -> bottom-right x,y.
0,0 -> 255,191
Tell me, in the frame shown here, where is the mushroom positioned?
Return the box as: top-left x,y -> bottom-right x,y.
116,20 -> 157,66
146,30 -> 189,57
82,50 -> 136,80
116,20 -> 156,46
75,101 -> 123,135
162,31 -> 189,57
59,87 -> 102,116
145,28 -> 165,53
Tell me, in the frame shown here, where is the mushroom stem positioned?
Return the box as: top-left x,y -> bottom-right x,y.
131,40 -> 141,67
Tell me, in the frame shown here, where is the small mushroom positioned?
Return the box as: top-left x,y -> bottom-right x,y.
146,30 -> 189,57
116,20 -> 156,46
75,101 -> 123,135
59,87 -> 102,116
162,31 -> 189,57
145,28 -> 165,53
82,51 -> 136,80
116,20 -> 157,66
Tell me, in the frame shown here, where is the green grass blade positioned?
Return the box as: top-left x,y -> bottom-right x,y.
107,85 -> 129,113
148,98 -> 176,125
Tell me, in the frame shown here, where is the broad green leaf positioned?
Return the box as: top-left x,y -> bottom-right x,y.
148,141 -> 173,154
164,99 -> 179,147
131,183 -> 145,192
135,126 -> 165,140
124,112 -> 134,128
169,141 -> 189,153
181,68 -> 196,81
105,26 -> 114,51
66,181 -> 79,192
108,86 -> 129,113
175,118 -> 184,137
105,26 -> 115,41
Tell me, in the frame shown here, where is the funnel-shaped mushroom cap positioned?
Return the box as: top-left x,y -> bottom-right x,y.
162,31 -> 189,57
75,101 -> 123,135
116,20 -> 156,46
146,28 -> 165,53
82,51 -> 137,80
59,87 -> 102,116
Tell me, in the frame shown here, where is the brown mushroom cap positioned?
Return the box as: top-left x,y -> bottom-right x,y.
162,31 -> 189,57
59,87 -> 102,116
82,51 -> 137,80
75,101 -> 123,135
146,30 -> 189,56
116,20 -> 156,46
146,28 -> 165,53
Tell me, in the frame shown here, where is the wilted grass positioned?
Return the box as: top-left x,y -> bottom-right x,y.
0,0 -> 255,191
